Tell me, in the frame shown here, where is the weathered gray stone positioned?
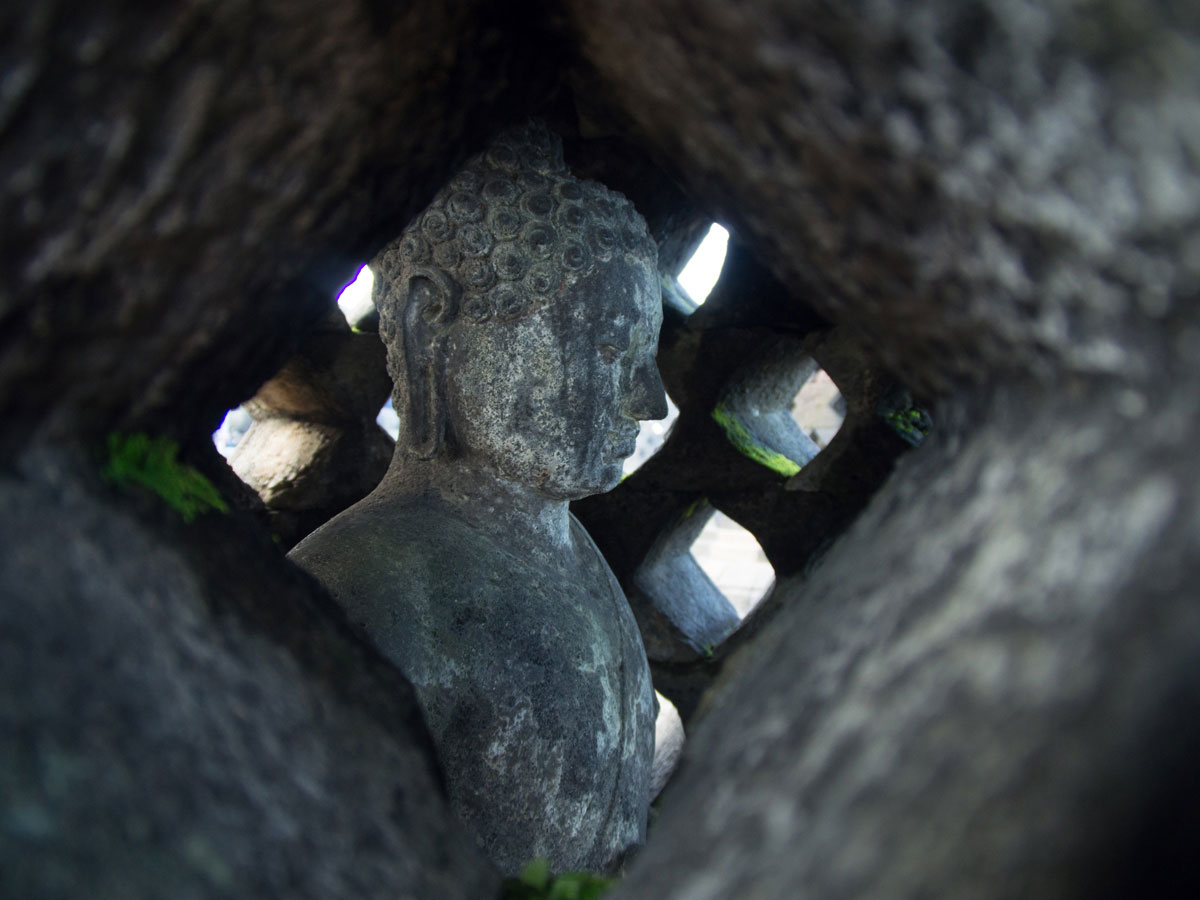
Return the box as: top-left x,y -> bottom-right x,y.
559,3 -> 1200,897
291,125 -> 666,874
615,379 -> 1200,899
627,497 -> 740,663
575,249 -> 913,718
649,693 -> 684,803
0,447 -> 498,899
561,0 -> 1200,395
230,310 -> 394,548
7,0 -> 1199,896
0,1 -> 559,459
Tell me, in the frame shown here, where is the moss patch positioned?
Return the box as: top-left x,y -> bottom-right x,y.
884,406 -> 932,446
102,432 -> 229,523
502,859 -> 615,900
711,403 -> 802,477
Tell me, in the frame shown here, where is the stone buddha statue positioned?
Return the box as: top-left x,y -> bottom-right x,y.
290,123 -> 667,874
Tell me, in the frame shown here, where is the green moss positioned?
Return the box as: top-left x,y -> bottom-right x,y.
182,833 -> 235,888
884,406 -> 932,446
102,432 -> 229,523
711,403 -> 802,477
503,859 -> 615,900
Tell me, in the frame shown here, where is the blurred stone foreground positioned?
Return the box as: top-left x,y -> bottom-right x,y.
2,2 -> 1199,898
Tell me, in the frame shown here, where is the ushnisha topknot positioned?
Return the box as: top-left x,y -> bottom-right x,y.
372,121 -> 656,336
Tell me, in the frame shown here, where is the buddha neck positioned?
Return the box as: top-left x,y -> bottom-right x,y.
377,445 -> 574,558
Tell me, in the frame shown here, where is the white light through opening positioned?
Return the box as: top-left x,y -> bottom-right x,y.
691,511 -> 775,619
337,264 -> 375,327
677,224 -> 729,305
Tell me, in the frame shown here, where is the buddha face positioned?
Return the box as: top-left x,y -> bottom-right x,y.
447,257 -> 668,500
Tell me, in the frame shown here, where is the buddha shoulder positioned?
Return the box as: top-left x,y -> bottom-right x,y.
288,499 -> 574,689
289,499 -> 517,606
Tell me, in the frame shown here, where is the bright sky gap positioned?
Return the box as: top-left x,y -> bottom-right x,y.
677,223 -> 729,304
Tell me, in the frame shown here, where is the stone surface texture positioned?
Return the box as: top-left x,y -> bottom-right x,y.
615,378 -> 1200,900
3,0 -> 1199,896
562,0 -> 1200,396
0,449 -> 498,900
575,246 -> 914,720
1,4 -> 556,894
230,311 -> 394,548
556,1 -> 1200,896
0,0 -> 558,457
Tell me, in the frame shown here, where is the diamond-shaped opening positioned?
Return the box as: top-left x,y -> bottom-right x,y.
690,511 -> 775,620
337,263 -> 376,330
630,500 -> 740,658
714,349 -> 823,478
675,223 -> 729,309
791,367 -> 845,451
376,397 -> 400,440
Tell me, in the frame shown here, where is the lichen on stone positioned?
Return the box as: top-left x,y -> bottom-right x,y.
884,406 -> 932,447
711,403 -> 802,477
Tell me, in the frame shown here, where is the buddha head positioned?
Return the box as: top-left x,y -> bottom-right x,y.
373,123 -> 668,501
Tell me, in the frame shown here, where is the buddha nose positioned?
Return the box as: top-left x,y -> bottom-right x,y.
625,359 -> 669,421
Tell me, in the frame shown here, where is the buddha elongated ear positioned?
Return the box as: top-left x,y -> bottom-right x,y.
402,267 -> 461,459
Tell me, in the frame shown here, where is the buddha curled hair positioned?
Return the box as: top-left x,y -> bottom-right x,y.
374,121 -> 656,347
